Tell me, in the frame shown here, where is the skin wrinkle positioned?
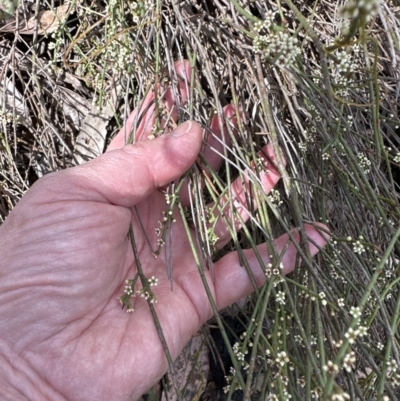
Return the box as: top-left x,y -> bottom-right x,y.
35,326 -> 121,394
0,344 -> 68,401
0,275 -> 81,342
3,234 -> 119,350
151,285 -> 198,362
16,203 -> 122,278
97,320 -> 157,398
24,172 -> 91,207
14,202 -> 99,246
79,210 -> 127,274
33,305 -> 105,358
174,262 -> 214,326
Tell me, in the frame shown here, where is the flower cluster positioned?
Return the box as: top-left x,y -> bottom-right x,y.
268,188 -> 283,206
323,360 -> 339,374
349,306 -> 361,318
328,45 -> 361,97
345,325 -> 368,344
386,359 -> 400,386
265,262 -> 284,278
266,392 -> 292,401
253,31 -> 301,68
276,350 -> 290,367
254,11 -> 276,33
136,287 -> 158,303
106,0 -> 154,23
264,349 -> 293,400
319,292 -> 328,306
276,291 -> 286,305
222,367 -> 242,394
337,51 -> 355,74
353,239 -> 366,254
232,341 -> 248,366
223,342 -> 249,393
343,350 -> 356,372
47,27 -> 66,61
206,227 -> 219,248
153,191 -> 178,254
118,275 -> 158,312
357,152 -> 372,174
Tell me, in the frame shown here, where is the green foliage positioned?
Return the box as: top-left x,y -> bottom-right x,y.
1,0 -> 400,400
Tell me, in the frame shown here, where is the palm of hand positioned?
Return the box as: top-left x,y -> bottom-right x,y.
0,162 -> 215,401
1,146 -> 223,401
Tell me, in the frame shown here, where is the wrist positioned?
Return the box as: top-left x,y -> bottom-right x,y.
0,340 -> 65,401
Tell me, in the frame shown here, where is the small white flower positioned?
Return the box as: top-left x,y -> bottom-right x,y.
357,152 -> 372,174
353,240 -> 365,254
276,291 -> 286,305
358,326 -> 368,337
345,328 -> 358,344
276,351 -> 289,366
148,276 -> 158,286
323,360 -> 339,374
350,306 -> 361,318
343,351 -> 356,372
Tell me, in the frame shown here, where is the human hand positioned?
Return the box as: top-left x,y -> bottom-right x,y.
0,60 -> 329,401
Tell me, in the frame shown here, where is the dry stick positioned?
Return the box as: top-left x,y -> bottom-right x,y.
28,1 -> 76,165
378,9 -> 397,69
10,7 -> 21,158
62,14 -> 109,68
362,37 -> 383,162
0,10 -> 32,189
62,17 -> 149,70
273,69 -> 305,134
382,2 -> 400,58
282,0 -> 332,103
0,67 -> 29,191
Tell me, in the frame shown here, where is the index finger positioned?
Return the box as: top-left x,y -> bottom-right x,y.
107,60 -> 192,152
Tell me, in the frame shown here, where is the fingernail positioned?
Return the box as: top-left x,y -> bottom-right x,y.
170,121 -> 192,138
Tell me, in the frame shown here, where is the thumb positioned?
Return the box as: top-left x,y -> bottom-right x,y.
35,121 -> 203,208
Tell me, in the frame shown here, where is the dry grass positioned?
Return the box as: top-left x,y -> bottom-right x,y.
1,0 -> 400,400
